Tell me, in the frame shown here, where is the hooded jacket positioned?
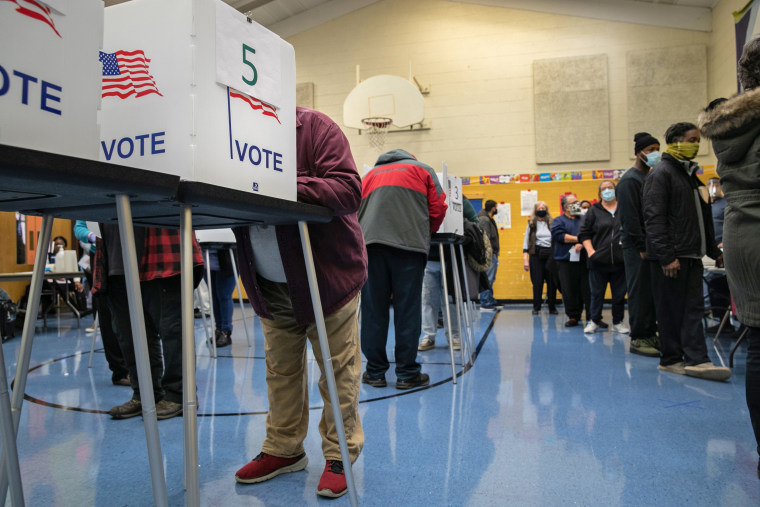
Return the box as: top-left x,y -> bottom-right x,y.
578,201 -> 624,266
359,149 -> 447,254
699,87 -> 760,326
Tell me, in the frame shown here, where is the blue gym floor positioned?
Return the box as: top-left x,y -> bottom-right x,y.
2,304 -> 758,506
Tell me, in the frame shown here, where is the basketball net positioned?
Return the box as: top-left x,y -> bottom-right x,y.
362,117 -> 392,151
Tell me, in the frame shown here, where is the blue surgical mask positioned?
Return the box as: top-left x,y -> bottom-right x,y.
601,189 -> 616,202
644,151 -> 661,167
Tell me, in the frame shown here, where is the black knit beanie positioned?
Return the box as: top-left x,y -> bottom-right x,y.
633,132 -> 659,155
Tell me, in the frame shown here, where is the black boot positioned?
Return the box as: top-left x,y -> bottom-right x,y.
215,329 -> 232,347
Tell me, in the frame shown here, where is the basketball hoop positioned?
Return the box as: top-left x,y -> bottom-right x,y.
362,117 -> 392,151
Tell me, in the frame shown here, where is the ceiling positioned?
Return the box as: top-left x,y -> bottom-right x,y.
103,0 -> 723,35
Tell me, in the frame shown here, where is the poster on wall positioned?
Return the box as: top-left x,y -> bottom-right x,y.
495,203 -> 511,229
520,190 -> 538,216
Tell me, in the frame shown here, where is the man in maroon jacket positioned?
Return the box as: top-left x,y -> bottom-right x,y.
233,108 -> 367,499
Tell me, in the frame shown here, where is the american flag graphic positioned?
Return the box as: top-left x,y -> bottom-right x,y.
2,0 -> 61,37
229,89 -> 280,124
99,50 -> 162,99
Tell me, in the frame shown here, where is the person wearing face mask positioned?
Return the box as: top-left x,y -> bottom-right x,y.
642,122 -> 729,381
522,201 -> 558,315
579,181 -> 629,334
617,132 -> 661,356
551,194 -> 592,327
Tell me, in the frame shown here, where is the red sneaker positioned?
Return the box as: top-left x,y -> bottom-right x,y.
316,460 -> 347,498
234,452 -> 308,484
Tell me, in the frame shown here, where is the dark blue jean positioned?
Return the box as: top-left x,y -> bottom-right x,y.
211,270 -> 236,332
360,244 -> 427,381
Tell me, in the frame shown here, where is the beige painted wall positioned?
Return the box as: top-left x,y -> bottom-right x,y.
286,0 -> 722,176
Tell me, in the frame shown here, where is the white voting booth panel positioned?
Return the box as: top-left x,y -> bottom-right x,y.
436,165 -> 463,234
100,0 -> 296,201
195,228 -> 235,244
0,0 -> 103,160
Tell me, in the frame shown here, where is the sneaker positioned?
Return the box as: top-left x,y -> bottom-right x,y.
611,322 -> 630,334
564,318 -> 579,327
108,398 -> 142,419
584,321 -> 599,334
361,371 -> 387,388
235,452 -> 308,484
155,399 -> 183,420
316,460 -> 347,498
85,326 -> 97,334
396,372 -> 430,390
449,339 -> 461,351
684,362 -> 732,381
531,310 -> 540,315
630,338 -> 659,357
418,338 -> 435,351
112,374 -> 131,387
215,329 -> 232,348
658,362 -> 686,375
480,304 -> 497,311
597,320 -> 609,329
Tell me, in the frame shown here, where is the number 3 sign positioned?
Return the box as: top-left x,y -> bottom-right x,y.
215,2 -> 282,109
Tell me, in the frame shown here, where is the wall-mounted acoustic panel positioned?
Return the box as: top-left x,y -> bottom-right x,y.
533,54 -> 610,164
627,45 -> 708,155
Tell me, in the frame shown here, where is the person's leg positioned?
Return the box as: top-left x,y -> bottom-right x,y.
745,326 -> 760,460
256,278 -> 311,459
147,276 -> 183,404
390,249 -> 427,380
650,261 -> 685,366
610,265 -> 627,325
558,261 -> 581,320
542,257 -> 558,311
580,262 -> 591,322
679,259 -> 711,366
420,261 -> 442,343
360,245 -> 392,379
529,254 -> 544,312
479,255 -> 498,305
623,247 -> 645,337
95,291 -> 128,383
306,294 -> 364,462
211,270 -> 236,332
588,265 -> 605,323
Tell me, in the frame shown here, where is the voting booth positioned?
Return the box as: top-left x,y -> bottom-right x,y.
437,163 -> 464,235
0,0 -> 103,160
100,0 -> 297,201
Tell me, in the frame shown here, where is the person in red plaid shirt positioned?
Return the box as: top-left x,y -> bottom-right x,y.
93,225 -> 204,420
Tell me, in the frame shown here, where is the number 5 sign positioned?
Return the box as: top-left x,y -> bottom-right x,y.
215,2 -> 282,109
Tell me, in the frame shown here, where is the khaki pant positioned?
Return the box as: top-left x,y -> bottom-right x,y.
258,278 -> 363,462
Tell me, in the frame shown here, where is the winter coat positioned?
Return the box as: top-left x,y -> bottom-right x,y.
578,202 -> 624,266
642,153 -> 721,266
617,167 -> 649,252
477,209 -> 500,257
698,87 -> 760,327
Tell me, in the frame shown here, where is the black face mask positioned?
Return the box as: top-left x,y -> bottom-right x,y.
535,209 -> 547,218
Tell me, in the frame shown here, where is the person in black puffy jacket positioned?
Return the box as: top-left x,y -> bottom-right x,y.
642,121 -> 729,382
579,181 -> 628,334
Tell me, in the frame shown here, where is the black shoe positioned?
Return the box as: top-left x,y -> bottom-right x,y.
108,398 -> 142,419
549,309 -> 558,315
112,374 -> 131,387
155,399 -> 183,420
598,321 -> 609,329
215,329 -> 232,348
564,318 -> 579,327
396,373 -> 430,390
362,371 -> 386,388
532,310 -> 540,315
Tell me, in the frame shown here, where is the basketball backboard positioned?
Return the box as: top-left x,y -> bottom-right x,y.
343,74 -> 425,129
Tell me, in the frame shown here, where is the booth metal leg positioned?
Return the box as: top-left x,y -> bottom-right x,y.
204,250 -> 218,359
229,249 -> 252,348
115,194 -> 168,507
0,214 -> 53,504
439,244 -> 457,383
0,329 -> 24,507
298,222 -> 359,507
448,244 -> 467,367
180,206 -> 200,507
458,244 -> 475,360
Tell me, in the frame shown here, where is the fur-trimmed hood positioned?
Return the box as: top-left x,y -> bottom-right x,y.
698,87 -> 760,165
